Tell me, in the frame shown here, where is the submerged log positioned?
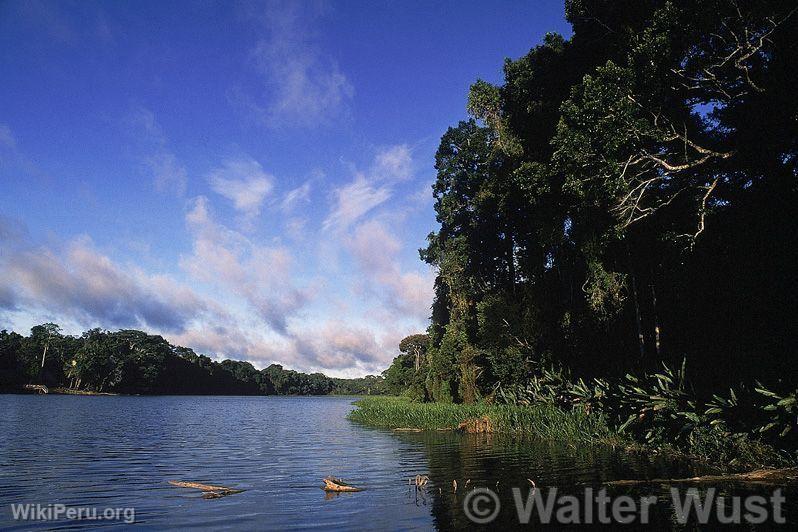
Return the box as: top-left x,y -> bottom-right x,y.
168,480 -> 245,498
604,468 -> 798,487
322,476 -> 363,492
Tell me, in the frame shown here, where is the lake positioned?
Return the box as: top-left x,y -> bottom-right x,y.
0,395 -> 793,529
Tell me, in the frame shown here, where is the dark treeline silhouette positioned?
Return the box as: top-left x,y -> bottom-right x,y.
376,1 -> 797,461
0,324 -> 386,396
388,0 -> 797,404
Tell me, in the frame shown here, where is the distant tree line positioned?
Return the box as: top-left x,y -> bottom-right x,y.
0,324 -> 385,396
384,0 -> 797,403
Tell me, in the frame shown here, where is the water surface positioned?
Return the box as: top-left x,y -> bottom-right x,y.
0,395 -> 792,529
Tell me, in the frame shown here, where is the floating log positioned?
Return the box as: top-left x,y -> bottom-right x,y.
23,384 -> 49,394
603,468 -> 798,487
322,476 -> 363,492
168,480 -> 245,498
393,428 -> 423,432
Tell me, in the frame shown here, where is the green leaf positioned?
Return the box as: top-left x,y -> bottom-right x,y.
759,422 -> 778,433
755,387 -> 779,399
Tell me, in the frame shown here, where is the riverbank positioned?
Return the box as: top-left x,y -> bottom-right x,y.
348,396 -> 621,444
50,387 -> 119,396
348,396 -> 793,472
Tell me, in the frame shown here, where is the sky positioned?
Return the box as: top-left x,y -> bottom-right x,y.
0,0 -> 571,377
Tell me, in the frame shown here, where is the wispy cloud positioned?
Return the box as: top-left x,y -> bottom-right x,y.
0,124 -> 17,152
323,145 -> 415,232
346,219 -> 434,320
181,196 -> 313,333
0,231 -> 210,333
233,0 -> 353,128
129,107 -> 188,196
323,177 -> 392,232
291,320 -> 383,370
373,144 -> 413,181
280,181 -> 312,212
207,156 -> 273,227
148,151 -> 188,197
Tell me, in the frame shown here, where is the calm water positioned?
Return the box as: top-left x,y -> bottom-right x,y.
0,395 -> 793,529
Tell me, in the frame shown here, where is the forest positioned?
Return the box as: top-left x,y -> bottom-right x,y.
401,0 -> 797,401
0,324 -> 386,396
378,0 -> 797,459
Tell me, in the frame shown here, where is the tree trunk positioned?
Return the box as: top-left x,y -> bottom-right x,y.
507,233 -> 516,295
40,343 -> 48,368
650,270 -> 661,357
631,274 -> 645,361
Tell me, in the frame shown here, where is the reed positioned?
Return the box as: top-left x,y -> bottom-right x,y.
347,396 -> 618,443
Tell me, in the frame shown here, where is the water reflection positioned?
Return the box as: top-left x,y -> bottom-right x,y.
0,395 -> 792,530
386,430 -> 795,529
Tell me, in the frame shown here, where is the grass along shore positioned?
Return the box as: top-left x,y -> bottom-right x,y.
347,396 -> 621,444
347,396 -> 794,471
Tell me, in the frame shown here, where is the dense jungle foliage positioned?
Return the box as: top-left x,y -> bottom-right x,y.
0,324 -> 386,395
379,0 -> 797,462
410,0 -> 796,403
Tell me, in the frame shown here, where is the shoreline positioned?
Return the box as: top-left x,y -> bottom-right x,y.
0,386 -> 373,398
347,396 -> 793,473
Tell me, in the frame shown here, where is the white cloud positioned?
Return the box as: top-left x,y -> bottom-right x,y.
291,320 -> 384,371
373,145 -> 413,181
207,156 -> 273,225
280,181 -> 312,211
322,145 -> 416,232
346,220 -> 434,320
148,151 -> 188,196
0,233 -> 211,333
284,216 -> 307,240
181,196 -> 312,333
323,176 -> 391,232
234,0 -> 353,128
129,107 -> 188,196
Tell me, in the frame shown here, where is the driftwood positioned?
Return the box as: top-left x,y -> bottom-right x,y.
604,468 -> 798,487
322,476 -> 363,492
168,480 -> 245,499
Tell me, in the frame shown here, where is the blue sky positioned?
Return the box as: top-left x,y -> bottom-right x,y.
0,0 -> 570,376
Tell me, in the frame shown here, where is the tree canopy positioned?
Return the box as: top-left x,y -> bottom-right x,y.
0,325 -> 385,396
417,0 -> 797,403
